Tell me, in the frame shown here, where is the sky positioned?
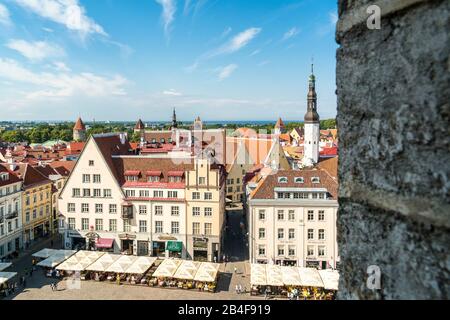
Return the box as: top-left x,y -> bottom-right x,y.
0,0 -> 338,122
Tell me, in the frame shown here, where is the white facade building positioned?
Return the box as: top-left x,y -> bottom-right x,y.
247,169 -> 339,269
0,165 -> 23,259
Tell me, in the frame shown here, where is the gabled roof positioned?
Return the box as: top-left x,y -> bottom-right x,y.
317,157 -> 338,180
2,163 -> 51,189
226,137 -> 274,166
92,134 -> 133,183
73,117 -> 86,131
0,165 -> 22,187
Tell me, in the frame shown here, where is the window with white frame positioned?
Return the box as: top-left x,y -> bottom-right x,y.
109,204 -> 117,214
277,228 -> 284,240
93,174 -> 101,183
171,221 -> 179,234
258,210 -> 265,220
103,189 -> 112,197
278,177 -> 288,183
278,245 -> 285,256
259,228 -> 265,239
307,210 -> 314,221
154,206 -> 163,215
82,174 -> 90,183
153,190 -> 163,198
311,177 -> 320,184
318,246 -> 325,256
204,192 -> 212,200
125,190 -> 135,197
123,220 -> 131,232
81,203 -> 89,213
83,188 -> 90,197
288,210 -> 295,221
109,219 -> 117,232
81,218 -> 89,230
95,219 -> 103,231
155,221 -> 163,233
95,204 -> 103,213
139,190 -> 149,197
192,222 -> 200,235
258,245 -> 266,257
68,218 -> 76,230
318,229 -> 325,240
318,210 -> 325,221
72,188 -> 80,197
277,210 -> 284,221
192,192 -> 200,200
168,191 -> 178,198
139,220 -> 147,233
198,177 -> 206,185
307,229 -> 314,240
192,207 -> 200,216
307,246 -> 314,256
67,203 -> 75,213
89,160 -> 94,166
171,206 -> 179,216
294,177 -> 304,183
139,205 -> 147,215
204,207 -> 212,216
93,189 -> 101,197
288,246 -> 296,256
288,228 -> 295,240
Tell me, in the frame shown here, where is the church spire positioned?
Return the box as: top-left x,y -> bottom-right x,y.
171,107 -> 178,129
305,62 -> 319,123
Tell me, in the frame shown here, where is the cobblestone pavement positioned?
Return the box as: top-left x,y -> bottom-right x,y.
6,272 -> 262,300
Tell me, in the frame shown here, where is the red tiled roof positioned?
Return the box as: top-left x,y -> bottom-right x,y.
124,170 -> 140,176
167,171 -> 184,177
3,163 -> 51,189
250,169 -> 338,200
320,146 -> 338,156
0,165 -> 22,187
275,117 -> 285,128
135,119 -> 145,130
73,117 -> 86,130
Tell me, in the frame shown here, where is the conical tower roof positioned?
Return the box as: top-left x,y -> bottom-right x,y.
73,117 -> 86,131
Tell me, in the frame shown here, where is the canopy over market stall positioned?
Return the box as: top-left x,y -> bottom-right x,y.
250,263 -> 267,286
85,253 -> 121,272
298,267 -> 325,288
280,266 -> 302,286
37,250 -> 76,268
173,260 -> 200,280
56,251 -> 105,271
266,265 -> 284,286
0,263 -> 12,271
193,262 -> 220,282
318,269 -> 339,291
152,259 -> 182,278
124,257 -> 157,275
0,272 -> 17,285
105,255 -> 138,273
32,248 -> 57,259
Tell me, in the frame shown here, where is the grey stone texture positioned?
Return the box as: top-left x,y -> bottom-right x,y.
336,0 -> 450,299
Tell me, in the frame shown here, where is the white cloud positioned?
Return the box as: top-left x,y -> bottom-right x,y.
0,3 -> 12,26
52,61 -> 70,72
14,0 -> 106,37
155,0 -> 176,38
0,58 -> 127,99
282,27 -> 300,41
184,60 -> 199,73
163,89 -> 182,96
6,39 -> 65,61
217,64 -> 237,80
221,26 -> 232,38
210,27 -> 261,57
250,49 -> 260,56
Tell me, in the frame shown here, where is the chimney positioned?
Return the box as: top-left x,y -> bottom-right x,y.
7,158 -> 17,171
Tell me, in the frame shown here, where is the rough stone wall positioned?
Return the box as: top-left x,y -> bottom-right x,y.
336,0 -> 450,299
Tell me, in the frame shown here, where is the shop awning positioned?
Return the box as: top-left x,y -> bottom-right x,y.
0,262 -> 12,271
32,248 -> 57,259
96,238 -> 114,249
0,272 -> 17,285
318,269 -> 339,291
166,241 -> 182,252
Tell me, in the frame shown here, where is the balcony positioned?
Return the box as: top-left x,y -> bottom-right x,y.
122,203 -> 133,219
5,211 -> 18,220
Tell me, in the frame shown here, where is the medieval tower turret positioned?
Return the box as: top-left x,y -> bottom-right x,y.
303,64 -> 320,165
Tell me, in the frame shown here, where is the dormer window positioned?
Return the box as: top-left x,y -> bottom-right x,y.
278,177 -> 288,183
0,173 -> 8,181
311,177 -> 320,184
160,138 -> 165,144
146,171 -> 162,182
294,177 -> 304,183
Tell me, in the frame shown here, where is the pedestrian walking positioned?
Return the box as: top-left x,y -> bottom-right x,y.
116,274 -> 121,286
213,256 -> 217,263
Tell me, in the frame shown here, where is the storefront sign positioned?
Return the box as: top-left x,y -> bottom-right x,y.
118,233 -> 137,240
166,241 -> 182,252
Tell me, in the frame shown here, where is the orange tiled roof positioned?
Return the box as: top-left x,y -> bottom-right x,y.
73,117 -> 86,130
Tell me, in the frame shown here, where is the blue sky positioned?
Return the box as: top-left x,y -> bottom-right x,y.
0,0 -> 338,122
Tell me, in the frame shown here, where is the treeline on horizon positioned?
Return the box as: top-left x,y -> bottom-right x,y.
0,119 -> 336,144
